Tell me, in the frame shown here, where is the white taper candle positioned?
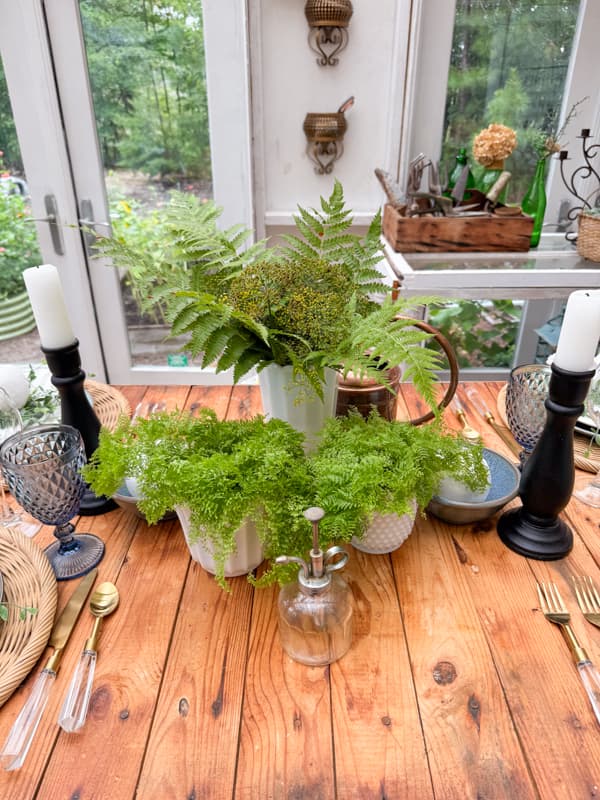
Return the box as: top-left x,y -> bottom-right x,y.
23,264 -> 76,350
554,289 -> 600,373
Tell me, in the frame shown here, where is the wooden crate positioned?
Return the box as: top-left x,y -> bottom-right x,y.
382,203 -> 534,253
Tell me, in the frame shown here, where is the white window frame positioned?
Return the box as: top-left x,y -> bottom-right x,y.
389,0 -> 600,377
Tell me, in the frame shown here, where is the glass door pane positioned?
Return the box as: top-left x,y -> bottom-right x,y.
79,0 -> 213,370
0,58 -> 43,365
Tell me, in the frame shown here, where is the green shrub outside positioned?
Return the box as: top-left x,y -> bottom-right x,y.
0,153 -> 42,301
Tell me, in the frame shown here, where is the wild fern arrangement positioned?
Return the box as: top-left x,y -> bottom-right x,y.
310,411 -> 489,543
82,409 -> 315,587
96,180 -> 441,407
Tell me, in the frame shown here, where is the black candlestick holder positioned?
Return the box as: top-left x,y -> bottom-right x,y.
42,340 -> 116,516
497,362 -> 595,560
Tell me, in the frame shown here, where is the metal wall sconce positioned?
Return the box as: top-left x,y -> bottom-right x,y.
303,97 -> 354,174
304,0 -> 353,66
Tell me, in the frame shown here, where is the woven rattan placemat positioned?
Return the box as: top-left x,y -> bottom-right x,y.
85,380 -> 130,432
497,384 -> 600,474
0,526 -> 57,707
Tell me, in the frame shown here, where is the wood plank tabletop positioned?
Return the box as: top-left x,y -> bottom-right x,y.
0,381 -> 599,799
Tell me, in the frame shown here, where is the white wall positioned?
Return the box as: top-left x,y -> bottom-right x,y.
251,0 -> 411,234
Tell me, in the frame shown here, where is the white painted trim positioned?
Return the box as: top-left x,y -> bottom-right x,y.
247,0 -> 267,240
545,0 -> 600,225
44,0 -> 129,384
382,1 -> 413,178
202,0 -> 254,232
265,211 -> 377,228
398,0 -> 456,192
384,241 -> 600,296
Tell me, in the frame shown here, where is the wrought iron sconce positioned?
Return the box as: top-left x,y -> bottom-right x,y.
303,97 -> 354,175
304,0 -> 353,66
558,129 -> 600,230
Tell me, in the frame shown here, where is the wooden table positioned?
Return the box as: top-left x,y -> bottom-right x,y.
1,382 -> 599,800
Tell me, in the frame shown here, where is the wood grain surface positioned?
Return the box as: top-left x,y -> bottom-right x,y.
0,381 -> 598,800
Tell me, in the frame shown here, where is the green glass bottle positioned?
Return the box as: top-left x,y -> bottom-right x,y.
521,158 -> 547,248
445,148 -> 476,198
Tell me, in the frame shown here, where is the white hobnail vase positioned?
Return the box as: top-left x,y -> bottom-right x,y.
258,364 -> 338,450
352,500 -> 417,554
175,505 -> 264,577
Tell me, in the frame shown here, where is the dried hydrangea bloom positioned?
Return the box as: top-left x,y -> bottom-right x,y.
472,123 -> 518,167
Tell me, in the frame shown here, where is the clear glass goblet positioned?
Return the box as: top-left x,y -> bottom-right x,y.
0,387 -> 41,538
574,370 -> 600,508
0,424 -> 105,580
505,364 -> 551,465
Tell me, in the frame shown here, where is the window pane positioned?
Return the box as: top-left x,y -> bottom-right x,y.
0,59 -> 43,364
79,0 -> 212,368
428,297 -> 562,370
441,0 -> 581,225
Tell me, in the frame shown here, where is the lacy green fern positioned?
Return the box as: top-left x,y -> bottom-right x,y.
83,409 -> 314,588
310,411 -> 489,543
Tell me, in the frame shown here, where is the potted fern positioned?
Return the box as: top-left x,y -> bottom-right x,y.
310,411 -> 489,554
82,409 -> 314,587
95,181 -> 441,442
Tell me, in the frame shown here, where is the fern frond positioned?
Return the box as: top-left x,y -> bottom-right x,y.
216,334 -> 257,372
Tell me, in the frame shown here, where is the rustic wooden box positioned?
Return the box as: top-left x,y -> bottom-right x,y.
382,203 -> 534,253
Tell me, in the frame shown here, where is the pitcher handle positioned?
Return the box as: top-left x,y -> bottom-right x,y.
394,315 -> 459,426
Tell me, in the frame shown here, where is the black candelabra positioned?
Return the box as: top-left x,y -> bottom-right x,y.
558,129 -> 600,233
497,363 -> 595,560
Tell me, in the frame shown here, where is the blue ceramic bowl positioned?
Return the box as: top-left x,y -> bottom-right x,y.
427,448 -> 520,525
113,483 -> 176,524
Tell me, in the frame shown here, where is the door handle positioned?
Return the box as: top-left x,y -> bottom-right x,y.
25,195 -> 65,255
43,194 -> 64,255
78,200 -> 111,255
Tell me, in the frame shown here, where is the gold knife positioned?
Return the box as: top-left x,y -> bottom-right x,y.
0,568 -> 98,771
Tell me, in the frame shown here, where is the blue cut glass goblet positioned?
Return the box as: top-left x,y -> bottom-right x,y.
505,364 -> 551,465
0,424 -> 105,580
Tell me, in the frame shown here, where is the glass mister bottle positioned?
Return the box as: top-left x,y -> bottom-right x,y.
276,507 -> 353,666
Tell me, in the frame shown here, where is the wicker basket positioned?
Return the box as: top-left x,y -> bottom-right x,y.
577,212 -> 600,262
305,0 -> 353,27
303,112 -> 347,142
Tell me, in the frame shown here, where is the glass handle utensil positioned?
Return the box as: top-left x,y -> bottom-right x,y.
451,397 -> 481,443
58,649 -> 96,733
577,660 -> 600,725
466,388 -> 520,457
0,669 -> 56,771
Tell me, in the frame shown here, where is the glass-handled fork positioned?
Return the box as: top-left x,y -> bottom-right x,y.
537,581 -> 600,725
572,576 -> 600,629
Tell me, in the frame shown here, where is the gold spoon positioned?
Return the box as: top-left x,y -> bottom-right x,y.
58,582 -> 120,733
451,397 -> 482,443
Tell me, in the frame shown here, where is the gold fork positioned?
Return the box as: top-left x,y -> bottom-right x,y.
572,576 -> 600,629
537,581 -> 600,725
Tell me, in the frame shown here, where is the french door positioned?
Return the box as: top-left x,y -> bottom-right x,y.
0,0 -> 253,384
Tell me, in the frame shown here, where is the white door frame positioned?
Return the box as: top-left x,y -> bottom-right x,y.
0,0 -> 106,379
2,0 -> 255,385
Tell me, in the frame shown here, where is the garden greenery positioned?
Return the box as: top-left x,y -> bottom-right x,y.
0,153 -> 42,301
